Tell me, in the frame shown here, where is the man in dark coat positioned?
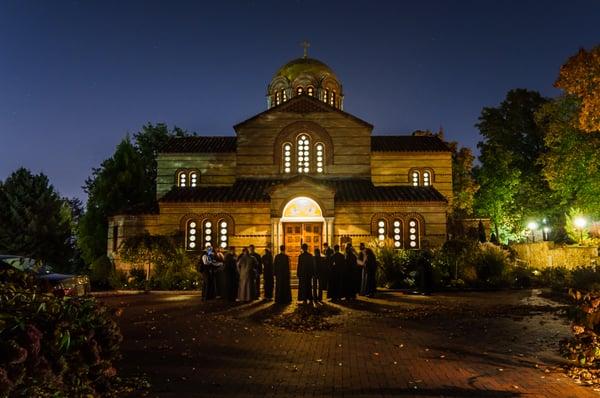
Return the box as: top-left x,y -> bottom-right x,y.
273,245 -> 292,304
262,248 -> 274,300
323,242 -> 334,260
328,244 -> 345,301
364,248 -> 378,297
200,246 -> 222,300
313,248 -> 328,302
344,244 -> 358,300
249,244 -> 262,300
297,243 -> 315,304
223,246 -> 239,302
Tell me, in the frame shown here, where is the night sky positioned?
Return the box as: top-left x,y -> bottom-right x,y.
2,0 -> 600,200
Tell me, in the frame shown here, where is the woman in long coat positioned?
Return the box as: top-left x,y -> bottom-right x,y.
237,248 -> 257,302
297,243 -> 315,304
273,245 -> 292,304
364,248 -> 378,297
344,244 -> 358,300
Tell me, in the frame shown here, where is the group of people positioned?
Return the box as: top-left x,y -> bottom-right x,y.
198,242 -> 378,304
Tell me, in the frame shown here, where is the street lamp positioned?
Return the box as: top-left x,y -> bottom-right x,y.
527,222 -> 538,242
542,226 -> 551,241
574,217 -> 587,245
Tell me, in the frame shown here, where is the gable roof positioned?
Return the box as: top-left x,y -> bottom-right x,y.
233,95 -> 373,130
159,178 -> 447,204
160,136 -> 236,153
371,135 -> 451,152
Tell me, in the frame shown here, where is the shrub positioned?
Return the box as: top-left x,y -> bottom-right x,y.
571,265 -> 600,293
375,246 -> 408,289
539,266 -> 572,292
89,255 -> 115,290
0,264 -> 122,396
474,242 -> 511,286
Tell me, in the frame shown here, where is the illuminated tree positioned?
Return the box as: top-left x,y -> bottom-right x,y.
555,45 -> 600,133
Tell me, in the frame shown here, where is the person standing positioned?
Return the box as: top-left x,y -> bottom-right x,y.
200,246 -> 221,300
328,244 -> 345,301
357,242 -> 368,296
249,245 -> 262,300
313,248 -> 328,302
364,247 -> 378,297
297,243 -> 315,304
344,243 -> 358,300
237,247 -> 256,302
223,246 -> 239,302
273,245 -> 292,304
262,248 -> 274,300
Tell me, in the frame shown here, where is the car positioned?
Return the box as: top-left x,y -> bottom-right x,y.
0,255 -> 91,297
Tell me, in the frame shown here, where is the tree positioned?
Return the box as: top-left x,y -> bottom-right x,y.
78,124 -> 192,265
448,143 -> 478,217
555,45 -> 600,133
0,168 -> 73,267
537,95 -> 600,217
474,89 -> 559,242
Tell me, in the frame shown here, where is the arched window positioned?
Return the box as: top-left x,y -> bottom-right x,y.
178,171 -> 187,187
307,87 -> 314,96
282,142 -> 292,173
330,91 -> 336,106
423,171 -> 431,186
297,134 -> 310,173
186,220 -> 198,251
315,143 -> 324,173
282,90 -> 288,102
218,220 -> 228,249
411,171 -> 420,186
275,91 -> 281,106
189,171 -> 198,187
323,89 -> 329,103
203,220 -> 213,248
408,219 -> 419,249
377,219 -> 387,242
296,87 -> 304,96
392,220 -> 402,248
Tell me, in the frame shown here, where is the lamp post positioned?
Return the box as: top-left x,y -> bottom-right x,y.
527,222 -> 538,243
574,217 -> 587,245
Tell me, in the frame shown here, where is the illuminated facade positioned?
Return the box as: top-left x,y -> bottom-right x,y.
108,55 -> 453,270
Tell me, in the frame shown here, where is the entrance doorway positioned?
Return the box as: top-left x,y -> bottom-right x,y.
283,222 -> 322,270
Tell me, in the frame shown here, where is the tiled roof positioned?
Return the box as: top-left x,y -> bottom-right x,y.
160,179 -> 447,203
160,136 -> 236,153
371,135 -> 451,152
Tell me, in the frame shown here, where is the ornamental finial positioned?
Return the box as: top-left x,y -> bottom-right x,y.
301,40 -> 310,59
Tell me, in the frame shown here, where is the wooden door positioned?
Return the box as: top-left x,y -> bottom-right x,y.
284,223 -> 323,270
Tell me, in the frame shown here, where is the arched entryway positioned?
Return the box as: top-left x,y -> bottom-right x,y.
280,197 -> 325,269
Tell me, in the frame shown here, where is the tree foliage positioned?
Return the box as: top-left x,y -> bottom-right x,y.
0,168 -> 75,268
78,124 -> 192,265
474,89 -> 559,242
537,95 -> 600,218
555,45 -> 600,133
448,143 -> 478,217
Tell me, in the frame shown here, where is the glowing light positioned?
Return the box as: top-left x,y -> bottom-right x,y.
527,222 -> 538,230
574,217 -> 587,229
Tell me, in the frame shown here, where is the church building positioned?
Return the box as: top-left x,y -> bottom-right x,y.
108,52 -> 453,270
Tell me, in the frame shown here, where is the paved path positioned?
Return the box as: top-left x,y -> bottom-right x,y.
101,290 -> 598,398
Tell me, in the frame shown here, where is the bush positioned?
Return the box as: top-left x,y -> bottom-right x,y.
150,247 -> 201,290
539,266 -> 572,292
474,242 -> 511,286
0,264 -> 122,396
571,266 -> 600,293
127,267 -> 147,290
89,255 -> 115,290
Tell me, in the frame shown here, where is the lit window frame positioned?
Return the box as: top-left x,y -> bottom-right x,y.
297,134 -> 311,174
411,170 -> 420,186
177,171 -> 187,187
296,87 -> 304,96
392,219 -> 402,248
203,220 -> 213,248
377,219 -> 387,242
315,142 -> 324,173
422,171 -> 431,186
307,86 -> 314,96
407,219 -> 420,249
186,220 -> 198,251
282,142 -> 292,174
218,219 -> 228,249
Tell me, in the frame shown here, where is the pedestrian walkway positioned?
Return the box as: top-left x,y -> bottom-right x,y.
103,290 -> 598,397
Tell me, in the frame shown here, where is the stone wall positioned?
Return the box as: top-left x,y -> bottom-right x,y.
511,241 -> 599,269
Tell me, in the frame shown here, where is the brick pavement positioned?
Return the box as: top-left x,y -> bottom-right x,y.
102,290 -> 600,397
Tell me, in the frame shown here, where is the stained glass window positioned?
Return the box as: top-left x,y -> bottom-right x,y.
307,87 -> 314,96
204,220 -> 212,248
283,143 -> 292,173
178,172 -> 187,187
377,219 -> 386,241
297,87 -> 303,95
218,220 -> 228,249
316,143 -> 324,173
190,172 -> 198,187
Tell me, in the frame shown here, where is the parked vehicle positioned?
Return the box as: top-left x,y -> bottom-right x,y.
0,255 -> 90,296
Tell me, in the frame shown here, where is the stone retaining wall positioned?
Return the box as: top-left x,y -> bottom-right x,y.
511,241 -> 599,269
